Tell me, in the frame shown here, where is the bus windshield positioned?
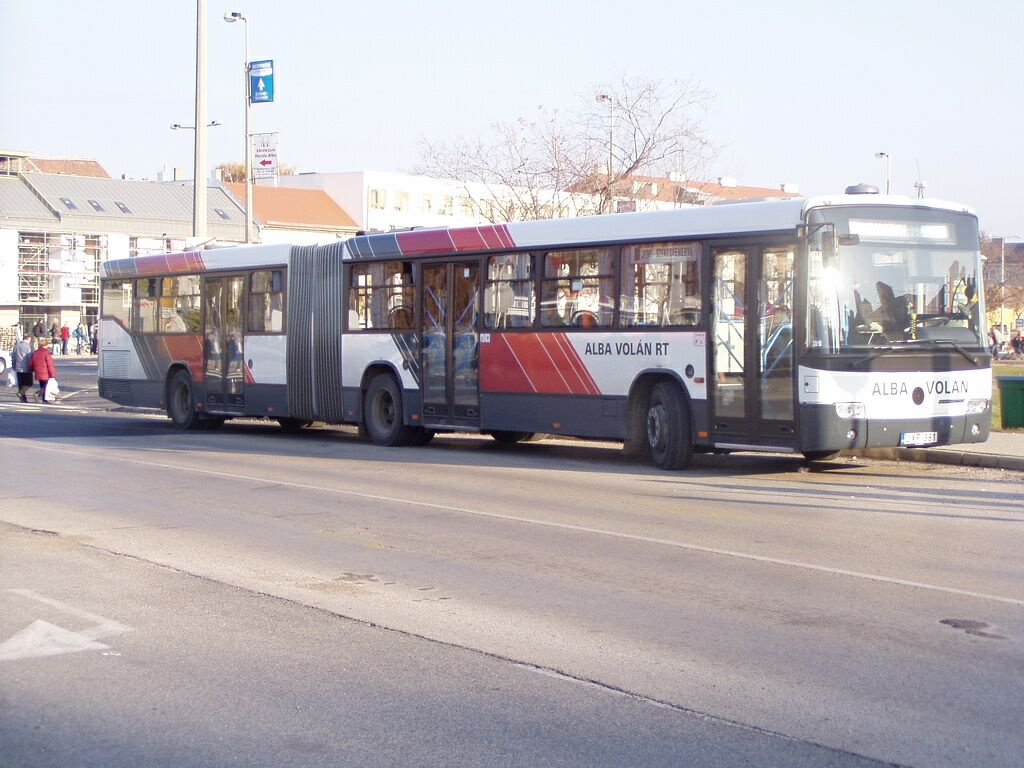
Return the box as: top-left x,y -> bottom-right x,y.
804,205 -> 984,353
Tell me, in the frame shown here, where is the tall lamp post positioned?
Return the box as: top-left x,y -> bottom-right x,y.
224,11 -> 253,243
596,93 -> 614,213
193,0 -> 208,240
875,151 -> 891,194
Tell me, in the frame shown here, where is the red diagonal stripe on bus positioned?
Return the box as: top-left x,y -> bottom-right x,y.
551,333 -> 601,395
536,333 -> 593,395
480,333 -> 536,393
396,229 -> 457,255
491,333 -> 572,393
451,228 -> 487,251
479,225 -> 510,250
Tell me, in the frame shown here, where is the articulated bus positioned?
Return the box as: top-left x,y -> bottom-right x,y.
98,190 -> 992,469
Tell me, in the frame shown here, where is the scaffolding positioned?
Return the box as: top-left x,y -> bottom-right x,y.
17,231 -> 104,327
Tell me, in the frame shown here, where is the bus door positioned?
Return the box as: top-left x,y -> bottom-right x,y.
203,275 -> 246,408
420,261 -> 480,427
710,245 -> 796,444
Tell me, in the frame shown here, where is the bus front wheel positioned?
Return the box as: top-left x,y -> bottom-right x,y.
646,382 -> 693,470
364,374 -> 415,447
167,370 -> 202,430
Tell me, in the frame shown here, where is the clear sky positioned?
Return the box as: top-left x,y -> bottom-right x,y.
3,0 -> 1021,235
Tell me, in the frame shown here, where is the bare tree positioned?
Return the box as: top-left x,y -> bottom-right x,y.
414,76 -> 714,222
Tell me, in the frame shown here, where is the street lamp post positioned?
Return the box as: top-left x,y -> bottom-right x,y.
875,151 -> 891,194
224,11 -> 253,244
596,93 -> 614,213
193,0 -> 208,240
171,122 -> 222,190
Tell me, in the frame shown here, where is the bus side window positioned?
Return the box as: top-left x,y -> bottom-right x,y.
619,241 -> 701,327
348,261 -> 413,331
133,278 -> 158,333
541,247 -> 614,328
248,269 -> 285,333
484,253 -> 534,329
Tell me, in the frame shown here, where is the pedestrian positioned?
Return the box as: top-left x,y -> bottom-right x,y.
49,322 -> 60,352
990,326 -> 1004,358
89,321 -> 98,354
11,333 -> 34,403
73,323 -> 86,354
32,319 -> 45,341
30,337 -> 57,403
60,322 -> 70,355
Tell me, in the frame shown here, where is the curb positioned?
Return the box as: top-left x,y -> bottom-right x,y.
843,447 -> 1024,472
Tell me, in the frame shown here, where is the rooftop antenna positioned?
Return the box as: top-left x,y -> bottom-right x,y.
914,159 -> 926,199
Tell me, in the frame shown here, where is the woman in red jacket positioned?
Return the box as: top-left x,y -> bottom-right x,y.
30,338 -> 57,403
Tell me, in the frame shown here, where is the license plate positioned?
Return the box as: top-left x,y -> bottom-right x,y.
900,431 -> 938,446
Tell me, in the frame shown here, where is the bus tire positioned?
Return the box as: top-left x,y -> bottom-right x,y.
486,430 -> 536,444
364,374 -> 415,446
167,370 -> 202,430
646,382 -> 693,470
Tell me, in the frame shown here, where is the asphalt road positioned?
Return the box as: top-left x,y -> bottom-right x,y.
1,360 -> 1022,767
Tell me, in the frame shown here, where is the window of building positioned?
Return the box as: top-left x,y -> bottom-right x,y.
420,194 -> 432,214
541,248 -> 615,327
619,241 -> 701,327
247,269 -> 285,332
159,275 -> 202,333
439,196 -> 454,216
484,253 -> 535,329
115,201 -> 132,214
132,277 -> 158,333
394,191 -> 409,212
369,189 -> 386,210
60,197 -> 78,210
348,261 -> 414,330
214,208 -> 230,220
88,199 -> 104,212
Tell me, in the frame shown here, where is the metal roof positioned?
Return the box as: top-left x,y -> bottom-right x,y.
0,176 -> 55,224
3,174 -> 245,239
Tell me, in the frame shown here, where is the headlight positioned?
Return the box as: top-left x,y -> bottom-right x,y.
966,398 -> 989,415
835,402 -> 866,419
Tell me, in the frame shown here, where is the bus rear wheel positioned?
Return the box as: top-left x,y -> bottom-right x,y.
167,370 -> 201,430
365,374 -> 415,446
646,382 -> 693,470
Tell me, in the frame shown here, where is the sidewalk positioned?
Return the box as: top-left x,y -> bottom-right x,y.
849,430 -> 1024,472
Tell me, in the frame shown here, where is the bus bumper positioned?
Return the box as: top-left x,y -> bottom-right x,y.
798,404 -> 992,452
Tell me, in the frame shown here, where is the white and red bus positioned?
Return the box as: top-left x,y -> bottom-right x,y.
99,190 -> 992,469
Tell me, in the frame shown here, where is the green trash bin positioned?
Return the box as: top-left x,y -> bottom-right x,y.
997,376 -> 1024,429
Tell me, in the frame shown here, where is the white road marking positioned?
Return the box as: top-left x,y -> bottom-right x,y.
0,589 -> 131,662
21,444 -> 1024,609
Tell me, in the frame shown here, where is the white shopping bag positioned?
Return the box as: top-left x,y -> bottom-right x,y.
6,370 -> 14,387
44,378 -> 60,402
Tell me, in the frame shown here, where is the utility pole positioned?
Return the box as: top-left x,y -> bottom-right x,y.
193,0 -> 208,239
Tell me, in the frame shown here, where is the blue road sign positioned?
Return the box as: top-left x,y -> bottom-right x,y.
248,60 -> 275,104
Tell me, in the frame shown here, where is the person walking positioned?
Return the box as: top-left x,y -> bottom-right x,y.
11,333 -> 34,403
30,338 -> 57,403
73,323 -> 86,354
60,323 -> 71,355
